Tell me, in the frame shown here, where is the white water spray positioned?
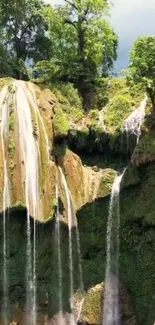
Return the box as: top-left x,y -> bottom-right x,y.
103,96 -> 148,324
76,297 -> 85,323
124,95 -> 148,144
0,86 -> 11,325
56,185 -> 63,316
59,167 -> 74,305
103,172 -> 124,325
58,167 -> 83,324
15,81 -> 39,325
27,83 -> 50,160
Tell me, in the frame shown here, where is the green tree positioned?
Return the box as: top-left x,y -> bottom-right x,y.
127,36 -> 155,111
0,0 -> 51,79
36,0 -> 118,107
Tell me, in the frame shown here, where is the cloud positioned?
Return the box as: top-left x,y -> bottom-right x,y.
110,0 -> 155,70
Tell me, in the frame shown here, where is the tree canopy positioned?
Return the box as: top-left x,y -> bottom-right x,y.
0,0 -> 51,78
127,36 -> 155,110
0,0 -> 118,108
35,0 -> 118,106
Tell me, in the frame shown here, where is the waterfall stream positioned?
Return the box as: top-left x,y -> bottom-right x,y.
27,83 -> 50,160
58,167 -> 74,307
103,96 -> 148,325
0,79 -> 149,325
124,95 -> 148,144
56,185 -> 63,318
58,166 -> 83,323
103,173 -> 124,325
16,81 -> 40,325
0,86 -> 11,324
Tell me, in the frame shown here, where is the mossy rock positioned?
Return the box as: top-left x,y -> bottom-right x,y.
121,165 -> 140,188
73,283 -> 139,325
97,168 -> 116,198
131,129 -> 155,165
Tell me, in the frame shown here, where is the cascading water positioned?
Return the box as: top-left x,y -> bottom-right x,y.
59,167 -> 83,323
59,168 -> 74,306
55,185 -> 63,319
15,81 -> 40,325
27,83 -> 50,160
124,95 -> 148,144
0,86 -> 11,324
103,173 -> 124,325
103,95 -> 148,325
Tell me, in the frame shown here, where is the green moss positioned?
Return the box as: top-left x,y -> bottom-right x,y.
8,84 -> 16,94
9,110 -> 15,132
121,165 -> 140,188
77,171 -> 155,325
9,160 -> 16,176
53,106 -> 69,139
98,168 -> 116,198
131,126 -> 155,165
120,184 -> 155,324
8,140 -> 16,159
0,77 -> 14,90
12,201 -> 25,211
80,285 -> 102,324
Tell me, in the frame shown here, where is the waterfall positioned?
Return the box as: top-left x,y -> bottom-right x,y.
15,81 -> 40,325
103,172 -> 124,325
59,167 -> 74,306
27,82 -> 50,160
0,86 -> 11,324
76,297 -> 85,323
124,95 -> 148,144
58,167 -> 83,319
103,96 -> 148,325
56,185 -> 63,317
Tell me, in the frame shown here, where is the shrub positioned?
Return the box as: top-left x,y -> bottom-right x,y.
50,82 -> 82,109
53,105 -> 69,139
104,95 -> 132,132
71,107 -> 84,122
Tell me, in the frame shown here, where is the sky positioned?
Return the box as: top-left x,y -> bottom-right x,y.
44,0 -> 155,72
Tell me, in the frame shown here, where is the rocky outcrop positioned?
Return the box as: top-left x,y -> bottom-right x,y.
0,77 -> 154,325
0,80 -> 116,222
72,283 -> 139,325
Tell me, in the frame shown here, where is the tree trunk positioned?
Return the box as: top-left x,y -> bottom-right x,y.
77,18 -> 88,108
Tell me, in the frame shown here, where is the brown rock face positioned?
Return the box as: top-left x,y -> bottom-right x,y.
0,79 -> 116,223
0,80 -> 57,221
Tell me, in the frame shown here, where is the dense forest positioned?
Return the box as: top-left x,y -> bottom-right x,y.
0,0 -> 154,110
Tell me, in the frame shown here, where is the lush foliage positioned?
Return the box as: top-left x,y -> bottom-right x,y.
104,95 -> 132,132
35,0 -> 118,107
50,82 -> 84,122
53,105 -> 69,139
0,0 -> 118,107
127,36 -> 155,110
0,0 -> 51,79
